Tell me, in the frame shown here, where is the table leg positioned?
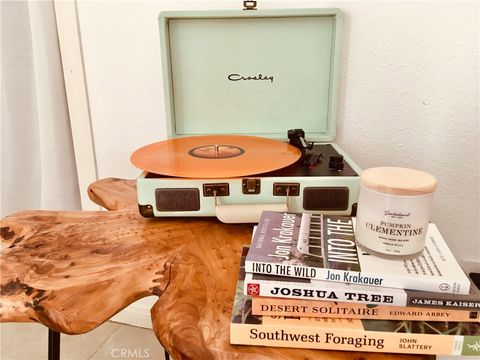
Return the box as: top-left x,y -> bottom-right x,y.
47,327 -> 169,360
48,329 -> 60,360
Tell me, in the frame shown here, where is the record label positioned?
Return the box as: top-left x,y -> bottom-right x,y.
188,145 -> 244,159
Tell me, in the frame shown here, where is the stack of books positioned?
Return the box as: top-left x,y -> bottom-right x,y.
230,211 -> 480,356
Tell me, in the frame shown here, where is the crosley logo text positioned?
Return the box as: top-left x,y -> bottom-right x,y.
228,73 -> 274,83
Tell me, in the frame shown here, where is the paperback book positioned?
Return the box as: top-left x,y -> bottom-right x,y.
245,212 -> 470,294
244,270 -> 480,310
252,297 -> 479,322
231,271 -> 480,355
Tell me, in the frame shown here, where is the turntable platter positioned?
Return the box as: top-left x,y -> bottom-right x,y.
130,135 -> 301,178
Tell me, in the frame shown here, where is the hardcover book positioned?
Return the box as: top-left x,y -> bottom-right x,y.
245,212 -> 470,294
231,274 -> 480,355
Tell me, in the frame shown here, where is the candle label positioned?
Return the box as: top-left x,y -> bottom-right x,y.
355,186 -> 433,256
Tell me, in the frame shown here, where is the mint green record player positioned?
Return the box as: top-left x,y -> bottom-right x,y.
133,7 -> 361,223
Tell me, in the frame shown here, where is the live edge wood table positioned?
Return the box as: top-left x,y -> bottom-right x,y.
0,178 -> 432,360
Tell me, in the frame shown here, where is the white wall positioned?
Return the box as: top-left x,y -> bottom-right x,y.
72,1 -> 479,269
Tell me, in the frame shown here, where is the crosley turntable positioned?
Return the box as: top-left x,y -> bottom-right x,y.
131,8 -> 361,223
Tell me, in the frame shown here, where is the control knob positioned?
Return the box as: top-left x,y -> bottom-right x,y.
329,155 -> 344,170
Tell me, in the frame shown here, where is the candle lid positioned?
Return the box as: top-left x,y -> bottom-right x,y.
360,167 -> 437,195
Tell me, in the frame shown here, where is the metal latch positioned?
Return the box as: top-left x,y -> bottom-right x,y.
242,178 -> 261,194
243,1 -> 257,10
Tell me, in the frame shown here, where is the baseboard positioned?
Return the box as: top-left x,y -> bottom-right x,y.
110,296 -> 157,329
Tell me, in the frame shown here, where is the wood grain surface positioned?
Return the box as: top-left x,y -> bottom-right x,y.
0,178 -> 432,360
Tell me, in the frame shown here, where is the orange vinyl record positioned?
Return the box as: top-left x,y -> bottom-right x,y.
130,135 -> 301,178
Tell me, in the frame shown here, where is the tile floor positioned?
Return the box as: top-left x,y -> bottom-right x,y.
0,321 -> 167,360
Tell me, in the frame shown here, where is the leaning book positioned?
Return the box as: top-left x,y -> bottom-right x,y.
245,212 -> 470,294
231,275 -> 480,355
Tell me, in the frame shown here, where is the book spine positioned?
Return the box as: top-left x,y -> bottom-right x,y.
244,260 -> 469,295
406,293 -> 480,310
251,297 -> 480,322
230,323 -> 479,356
244,277 -> 408,306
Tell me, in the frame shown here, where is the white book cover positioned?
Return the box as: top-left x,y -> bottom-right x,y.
244,271 -> 408,306
245,212 -> 470,294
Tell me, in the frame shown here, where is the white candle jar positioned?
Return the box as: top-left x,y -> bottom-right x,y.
355,167 -> 437,257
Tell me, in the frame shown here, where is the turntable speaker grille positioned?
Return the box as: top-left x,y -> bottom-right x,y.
303,187 -> 349,211
155,188 -> 200,211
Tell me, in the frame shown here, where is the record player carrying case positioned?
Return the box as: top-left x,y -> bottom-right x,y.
134,8 -> 362,223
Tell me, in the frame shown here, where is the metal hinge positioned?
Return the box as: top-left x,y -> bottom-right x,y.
243,1 -> 257,10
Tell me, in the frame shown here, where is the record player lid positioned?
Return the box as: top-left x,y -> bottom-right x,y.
159,8 -> 342,142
